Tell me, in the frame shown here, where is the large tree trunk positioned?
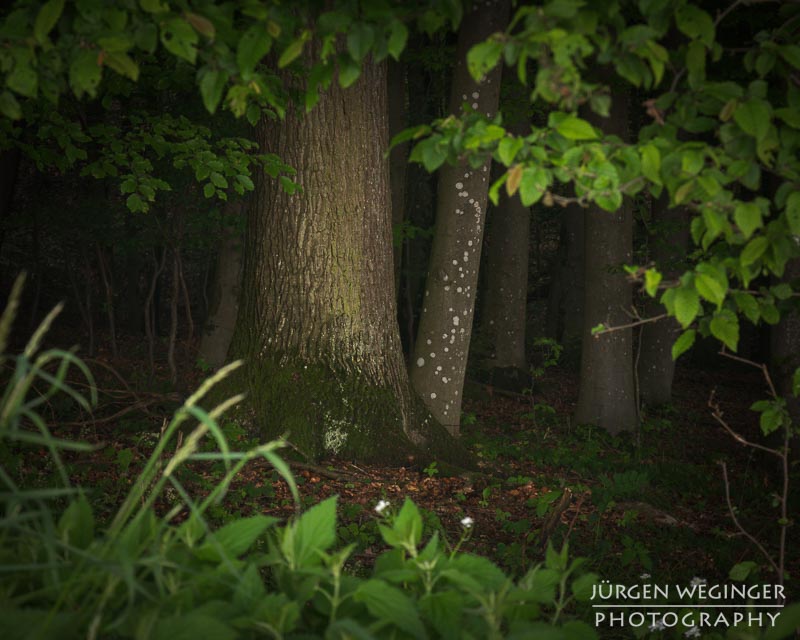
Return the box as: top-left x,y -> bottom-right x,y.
481,121 -> 531,385
574,93 -> 639,434
228,54 -> 467,467
546,203 -> 584,354
388,60 -> 408,299
637,197 -> 688,406
410,0 -> 509,435
199,206 -> 243,370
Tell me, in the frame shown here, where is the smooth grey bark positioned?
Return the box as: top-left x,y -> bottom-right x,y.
637,197 -> 688,406
546,202 -> 585,349
411,0 -> 509,435
199,208 -> 243,370
574,94 -> 639,434
482,121 -> 531,374
227,53 -> 467,466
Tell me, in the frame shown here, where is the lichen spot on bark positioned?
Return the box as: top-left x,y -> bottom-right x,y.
417,357 -> 425,367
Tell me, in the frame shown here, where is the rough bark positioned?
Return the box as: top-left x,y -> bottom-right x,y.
411,0 -> 509,435
199,208 -> 243,370
637,197 -> 688,406
574,94 -> 639,434
388,60 -> 408,298
227,53 -> 469,467
546,203 -> 584,353
481,120 -> 531,381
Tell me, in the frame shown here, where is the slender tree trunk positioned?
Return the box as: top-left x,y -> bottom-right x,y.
546,203 -> 585,353
574,93 -> 639,434
481,120 -> 531,383
96,245 -> 118,358
411,0 -> 509,435
228,52 -> 468,467
200,209 -> 243,370
388,59 -> 408,298
637,197 -> 688,406
145,247 -> 167,374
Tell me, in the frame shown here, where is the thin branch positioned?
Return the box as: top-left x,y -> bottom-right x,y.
708,390 -> 782,458
719,461 -> 781,577
592,313 -> 668,336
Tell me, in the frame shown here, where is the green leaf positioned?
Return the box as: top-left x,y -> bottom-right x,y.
785,191 -> 800,235
354,580 -> 426,639
338,57 -> 361,89
695,273 -> 725,307
685,40 -> 706,88
644,269 -> 662,297
8,52 -> 38,98
728,561 -> 758,581
640,144 -> 661,184
347,23 -> 374,62
778,45 -> 800,69
69,50 -> 102,98
733,201 -> 762,239
770,283 -> 793,300
139,0 -> 169,13
237,25 -> 272,75
391,497 -> 423,550
203,182 -> 215,198
291,495 -> 337,566
671,329 -> 696,360
674,285 -> 700,328
197,514 -> 277,562
387,20 -> 408,61
571,572 -> 599,602
185,12 -> 215,39
740,236 -> 768,266
675,5 -> 715,46
199,69 -> 226,114
466,39 -> 503,81
0,91 -> 22,120
58,492 -> 94,549
104,52 -> 139,81
498,136 -> 523,166
278,33 -> 308,68
34,0 -> 65,43
733,292 -> 760,324
733,99 -> 771,141
519,166 -> 548,206
710,309 -> 739,351
161,18 -> 199,64
556,116 -> 597,140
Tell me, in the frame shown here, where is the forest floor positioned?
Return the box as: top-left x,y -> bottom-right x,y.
7,330 -> 799,602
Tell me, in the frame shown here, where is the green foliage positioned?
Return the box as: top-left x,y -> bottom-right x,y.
0,276 -> 603,639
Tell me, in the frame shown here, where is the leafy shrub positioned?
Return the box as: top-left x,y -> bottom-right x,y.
0,277 -> 601,639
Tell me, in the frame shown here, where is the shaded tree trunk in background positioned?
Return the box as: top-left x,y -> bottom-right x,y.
200,209 -> 244,370
481,120 -> 531,385
0,149 -> 20,259
574,94 -> 638,434
411,0 -> 509,435
546,203 -> 584,352
228,54 -> 467,466
637,197 -> 688,406
388,60 -> 408,298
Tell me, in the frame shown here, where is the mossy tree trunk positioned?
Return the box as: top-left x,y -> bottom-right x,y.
410,0 -> 509,435
228,55 -> 467,467
637,197 -> 688,406
574,93 -> 639,435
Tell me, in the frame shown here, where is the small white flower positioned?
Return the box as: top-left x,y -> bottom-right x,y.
649,620 -> 666,632
460,516 -> 474,528
684,627 -> 701,638
374,500 -> 390,514
690,577 -> 707,587
640,573 -> 651,580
